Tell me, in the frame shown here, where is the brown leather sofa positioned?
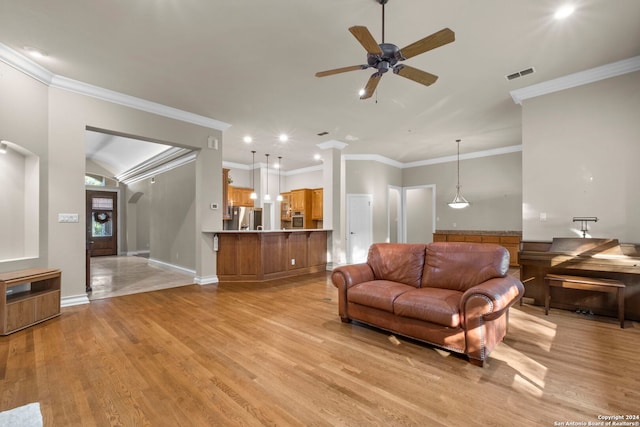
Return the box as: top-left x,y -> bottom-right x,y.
331,242 -> 524,366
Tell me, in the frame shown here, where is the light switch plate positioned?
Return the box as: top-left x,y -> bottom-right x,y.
58,213 -> 79,223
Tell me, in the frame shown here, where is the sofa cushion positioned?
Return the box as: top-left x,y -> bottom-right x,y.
367,243 -> 427,288
348,280 -> 415,313
422,242 -> 509,292
393,288 -> 462,328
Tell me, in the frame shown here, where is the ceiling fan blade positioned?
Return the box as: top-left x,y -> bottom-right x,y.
394,65 -> 438,86
360,73 -> 382,100
349,26 -> 383,55
315,65 -> 367,78
399,28 -> 455,60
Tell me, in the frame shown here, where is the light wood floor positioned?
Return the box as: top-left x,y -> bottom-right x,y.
1,272 -> 638,426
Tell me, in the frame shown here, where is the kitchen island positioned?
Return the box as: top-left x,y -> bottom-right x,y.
213,230 -> 329,282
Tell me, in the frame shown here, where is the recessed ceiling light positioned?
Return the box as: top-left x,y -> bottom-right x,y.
23,46 -> 48,58
554,4 -> 575,19
243,136 -> 252,143
314,154 -> 321,161
279,134 -> 288,142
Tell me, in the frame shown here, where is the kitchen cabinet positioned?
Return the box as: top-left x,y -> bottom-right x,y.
228,186 -> 254,207
280,192 -> 291,221
311,188 -> 323,220
290,189 -> 311,212
432,231 -> 521,267
223,169 -> 231,219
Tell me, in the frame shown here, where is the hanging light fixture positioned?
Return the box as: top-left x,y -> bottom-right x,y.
264,154 -> 271,201
277,156 -> 283,201
249,150 -> 257,200
448,139 -> 470,209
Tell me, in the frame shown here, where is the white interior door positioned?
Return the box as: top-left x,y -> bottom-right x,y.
347,194 -> 372,263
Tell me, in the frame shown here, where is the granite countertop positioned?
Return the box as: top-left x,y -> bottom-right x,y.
435,230 -> 522,236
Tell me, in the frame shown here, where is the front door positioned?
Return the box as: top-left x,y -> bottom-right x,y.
86,190 -> 118,256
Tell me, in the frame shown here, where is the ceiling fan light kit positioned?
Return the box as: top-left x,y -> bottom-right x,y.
315,0 -> 455,99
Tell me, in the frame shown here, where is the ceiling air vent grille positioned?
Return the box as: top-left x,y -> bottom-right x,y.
505,67 -> 535,81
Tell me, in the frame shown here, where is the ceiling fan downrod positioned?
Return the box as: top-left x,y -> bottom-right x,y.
379,0 -> 388,43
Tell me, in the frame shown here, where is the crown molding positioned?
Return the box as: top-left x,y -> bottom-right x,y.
343,154 -> 405,168
510,55 -> 640,105
0,43 -> 54,85
403,145 -> 522,168
0,43 -> 231,131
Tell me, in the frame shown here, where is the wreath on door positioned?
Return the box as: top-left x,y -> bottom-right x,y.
94,212 -> 111,224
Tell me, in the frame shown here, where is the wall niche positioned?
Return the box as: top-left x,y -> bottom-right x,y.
0,140 -> 39,262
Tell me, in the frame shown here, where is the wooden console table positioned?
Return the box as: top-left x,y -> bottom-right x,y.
0,268 -> 61,335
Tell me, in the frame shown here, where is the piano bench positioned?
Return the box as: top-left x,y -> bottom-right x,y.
544,274 -> 625,328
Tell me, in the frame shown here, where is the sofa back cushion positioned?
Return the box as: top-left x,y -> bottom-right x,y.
367,243 -> 427,288
421,242 -> 509,291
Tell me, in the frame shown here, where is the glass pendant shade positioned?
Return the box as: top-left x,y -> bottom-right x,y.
448,186 -> 470,209
448,139 -> 470,209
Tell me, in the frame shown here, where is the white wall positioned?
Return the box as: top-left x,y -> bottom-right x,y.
522,71 -> 640,242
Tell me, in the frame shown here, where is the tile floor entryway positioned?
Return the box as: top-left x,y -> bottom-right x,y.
88,255 -> 194,300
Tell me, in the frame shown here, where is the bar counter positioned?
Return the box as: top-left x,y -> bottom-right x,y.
212,230 -> 329,282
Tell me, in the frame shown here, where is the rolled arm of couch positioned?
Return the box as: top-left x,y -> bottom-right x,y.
331,263 -> 374,322
331,263 -> 374,290
461,275 -> 524,322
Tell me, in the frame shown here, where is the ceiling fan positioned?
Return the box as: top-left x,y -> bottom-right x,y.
315,0 -> 455,99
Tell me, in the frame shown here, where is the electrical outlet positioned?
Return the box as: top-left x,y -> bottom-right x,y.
210,203 -> 218,210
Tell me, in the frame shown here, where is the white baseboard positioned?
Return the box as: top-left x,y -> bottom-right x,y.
147,258 -> 196,276
125,250 -> 150,256
194,275 -> 218,285
61,294 -> 90,307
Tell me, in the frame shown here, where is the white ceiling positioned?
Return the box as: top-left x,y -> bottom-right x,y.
85,130 -> 174,177
1,1 -> 639,172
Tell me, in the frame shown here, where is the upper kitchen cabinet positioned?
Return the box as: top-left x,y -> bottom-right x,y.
280,192 -> 292,221
228,186 -> 254,207
223,169 -> 231,220
311,188 -> 323,220
290,189 -> 311,212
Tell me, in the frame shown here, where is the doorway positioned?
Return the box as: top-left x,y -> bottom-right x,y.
86,190 -> 118,256
403,185 -> 436,243
346,194 -> 373,263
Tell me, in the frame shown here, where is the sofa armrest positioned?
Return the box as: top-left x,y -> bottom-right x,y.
461,275 -> 524,322
331,263 -> 374,322
331,263 -> 374,290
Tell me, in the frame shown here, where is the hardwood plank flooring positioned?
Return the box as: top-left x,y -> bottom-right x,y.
1,272 -> 638,426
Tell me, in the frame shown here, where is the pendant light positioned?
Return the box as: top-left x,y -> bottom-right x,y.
448,139 -> 470,209
249,150 -> 257,200
264,154 -> 271,201
277,156 -> 283,202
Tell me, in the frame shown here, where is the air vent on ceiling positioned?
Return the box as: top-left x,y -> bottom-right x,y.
317,131 -> 329,136
505,67 -> 535,81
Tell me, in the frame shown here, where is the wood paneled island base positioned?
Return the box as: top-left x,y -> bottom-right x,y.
214,230 -> 328,282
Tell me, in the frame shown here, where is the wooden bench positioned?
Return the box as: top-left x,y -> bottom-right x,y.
544,274 -> 625,328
